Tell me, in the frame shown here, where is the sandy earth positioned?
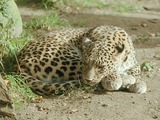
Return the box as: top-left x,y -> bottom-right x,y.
15,0 -> 160,120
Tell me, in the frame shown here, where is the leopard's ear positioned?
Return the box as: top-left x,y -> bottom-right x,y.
82,37 -> 93,48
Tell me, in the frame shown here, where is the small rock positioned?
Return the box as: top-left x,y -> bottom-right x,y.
152,115 -> 158,119
82,95 -> 91,99
62,103 -> 67,106
69,109 -> 79,114
84,113 -> 88,116
35,105 -> 49,111
31,96 -> 44,103
148,19 -> 157,24
131,27 -> 138,30
102,104 -> 108,107
141,23 -> 147,27
154,53 -> 160,59
146,73 -> 153,78
67,117 -> 71,120
148,33 -> 156,37
143,6 -> 150,10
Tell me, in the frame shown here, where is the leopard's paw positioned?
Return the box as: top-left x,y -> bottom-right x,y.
101,77 -> 122,91
128,80 -> 147,94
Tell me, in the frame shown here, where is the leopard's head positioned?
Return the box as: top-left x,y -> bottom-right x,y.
81,26 -> 135,86
81,37 -> 121,86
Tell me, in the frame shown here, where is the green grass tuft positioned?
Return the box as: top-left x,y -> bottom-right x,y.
0,11 -> 70,107
1,12 -> 68,72
141,61 -> 154,72
0,32 -> 32,73
6,75 -> 37,109
24,13 -> 70,30
69,0 -> 105,8
16,0 -> 105,9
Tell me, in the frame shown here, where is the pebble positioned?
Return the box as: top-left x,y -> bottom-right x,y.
141,23 -> 147,27
154,53 -> 160,59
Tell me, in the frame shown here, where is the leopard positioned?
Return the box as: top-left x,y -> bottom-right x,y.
14,25 -> 147,96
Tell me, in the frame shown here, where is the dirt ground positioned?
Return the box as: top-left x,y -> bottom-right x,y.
16,1 -> 160,120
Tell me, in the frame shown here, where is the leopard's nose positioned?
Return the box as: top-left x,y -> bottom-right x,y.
85,78 -> 94,82
82,76 -> 93,84
82,77 -> 98,86
83,66 -> 95,80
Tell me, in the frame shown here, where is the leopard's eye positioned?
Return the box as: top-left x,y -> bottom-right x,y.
95,62 -> 105,69
98,65 -> 105,69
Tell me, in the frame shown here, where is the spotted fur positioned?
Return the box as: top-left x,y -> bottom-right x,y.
14,26 -> 147,95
